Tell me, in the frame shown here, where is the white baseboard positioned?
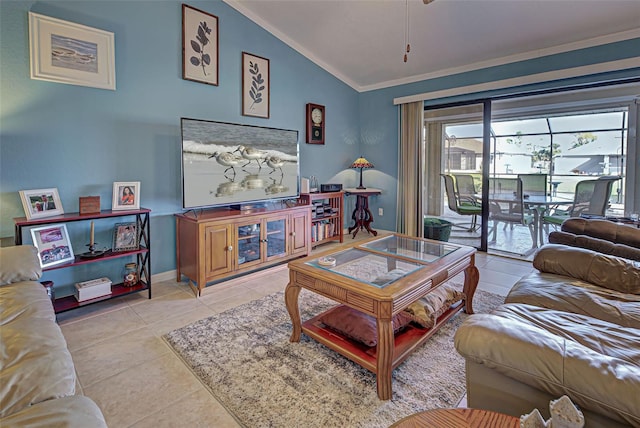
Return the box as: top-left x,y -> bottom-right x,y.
152,270 -> 177,283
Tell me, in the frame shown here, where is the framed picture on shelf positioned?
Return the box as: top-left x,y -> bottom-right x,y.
19,188 -> 64,220
182,4 -> 218,86
28,12 -> 116,90
112,222 -> 138,252
242,52 -> 270,118
30,224 -> 75,268
112,181 -> 140,210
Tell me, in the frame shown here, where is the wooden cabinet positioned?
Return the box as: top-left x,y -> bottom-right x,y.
299,192 -> 344,247
204,223 -> 234,279
175,204 -> 311,297
13,208 -> 152,314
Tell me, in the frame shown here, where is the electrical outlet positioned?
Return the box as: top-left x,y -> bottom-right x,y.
378,208 -> 383,216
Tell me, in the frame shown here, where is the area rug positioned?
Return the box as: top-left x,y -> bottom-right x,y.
164,288 -> 504,428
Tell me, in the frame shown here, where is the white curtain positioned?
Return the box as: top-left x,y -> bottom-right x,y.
396,101 -> 424,236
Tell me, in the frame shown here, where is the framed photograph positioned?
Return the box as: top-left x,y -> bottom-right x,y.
112,222 -> 138,252
182,4 -> 218,86
30,224 -> 75,268
242,52 -> 270,118
28,12 -> 116,90
112,181 -> 140,211
19,188 -> 64,220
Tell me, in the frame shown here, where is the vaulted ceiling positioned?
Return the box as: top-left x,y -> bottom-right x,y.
224,0 -> 640,92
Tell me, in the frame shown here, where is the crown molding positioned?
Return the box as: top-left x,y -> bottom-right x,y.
223,0 -> 360,90
224,1 -> 640,94
369,28 -> 640,93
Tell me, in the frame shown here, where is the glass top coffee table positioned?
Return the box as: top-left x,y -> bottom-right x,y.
285,233 -> 479,400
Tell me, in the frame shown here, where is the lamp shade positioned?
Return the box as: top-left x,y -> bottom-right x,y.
350,156 -> 374,189
350,157 -> 374,169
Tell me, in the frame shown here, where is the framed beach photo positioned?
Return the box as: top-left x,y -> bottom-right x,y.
242,52 -> 270,118
29,12 -> 116,90
112,222 -> 138,252
182,4 -> 218,86
30,224 -> 75,268
112,182 -> 140,211
19,188 -> 64,220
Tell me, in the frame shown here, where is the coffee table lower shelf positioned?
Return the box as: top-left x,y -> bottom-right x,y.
302,301 -> 465,373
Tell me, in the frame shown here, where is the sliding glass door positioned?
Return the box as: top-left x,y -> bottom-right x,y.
423,103 -> 488,251
422,91 -> 632,260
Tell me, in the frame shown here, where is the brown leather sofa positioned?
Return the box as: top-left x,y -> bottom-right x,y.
548,217 -> 640,261
0,245 -> 107,427
455,244 -> 640,427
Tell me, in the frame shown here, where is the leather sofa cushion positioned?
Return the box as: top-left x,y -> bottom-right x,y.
533,244 -> 640,294
549,231 -> 640,261
0,280 -> 55,326
0,395 -> 107,428
454,303 -> 640,426
561,218 -> 640,248
506,272 -> 640,328
0,282 -> 76,418
0,246 -> 41,286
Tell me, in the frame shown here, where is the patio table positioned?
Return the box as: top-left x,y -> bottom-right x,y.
480,193 -> 573,247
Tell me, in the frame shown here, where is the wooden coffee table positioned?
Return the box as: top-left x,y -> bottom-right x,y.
285,233 -> 479,400
390,408 -> 519,427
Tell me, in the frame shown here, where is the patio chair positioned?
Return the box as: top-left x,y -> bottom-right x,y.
487,177 -> 537,246
542,178 -> 619,235
453,174 -> 478,204
441,174 -> 481,231
518,173 -> 547,196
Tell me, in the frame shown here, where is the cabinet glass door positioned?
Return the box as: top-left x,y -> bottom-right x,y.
237,222 -> 261,265
266,218 -> 286,258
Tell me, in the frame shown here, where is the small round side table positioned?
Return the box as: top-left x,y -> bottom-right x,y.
390,408 -> 520,428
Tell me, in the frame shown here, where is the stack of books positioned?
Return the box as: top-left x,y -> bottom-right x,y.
74,277 -> 112,302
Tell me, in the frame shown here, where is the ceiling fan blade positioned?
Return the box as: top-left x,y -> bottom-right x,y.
423,0 -> 436,4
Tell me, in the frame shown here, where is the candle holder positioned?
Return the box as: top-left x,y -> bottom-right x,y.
79,243 -> 106,259
79,221 -> 106,258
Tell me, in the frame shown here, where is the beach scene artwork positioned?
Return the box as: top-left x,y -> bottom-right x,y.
51,33 -> 98,73
181,119 -> 299,209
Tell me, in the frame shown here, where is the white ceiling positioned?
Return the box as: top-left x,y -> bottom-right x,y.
224,0 -> 640,92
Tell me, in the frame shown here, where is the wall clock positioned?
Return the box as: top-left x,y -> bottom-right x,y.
306,103 -> 325,145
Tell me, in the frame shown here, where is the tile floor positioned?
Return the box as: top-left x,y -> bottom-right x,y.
57,231 -> 536,427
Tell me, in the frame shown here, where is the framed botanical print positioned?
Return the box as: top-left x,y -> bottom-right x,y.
182,4 -> 219,86
242,52 -> 270,118
112,181 -> 140,211
19,188 -> 64,220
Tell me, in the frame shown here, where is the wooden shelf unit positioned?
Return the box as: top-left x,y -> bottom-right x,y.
175,203 -> 311,297
13,208 -> 152,314
298,191 -> 344,247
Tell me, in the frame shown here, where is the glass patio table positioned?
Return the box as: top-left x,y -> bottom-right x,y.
285,233 -> 479,400
483,192 -> 573,246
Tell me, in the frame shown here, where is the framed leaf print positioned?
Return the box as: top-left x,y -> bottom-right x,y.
182,4 -> 218,86
242,52 -> 270,118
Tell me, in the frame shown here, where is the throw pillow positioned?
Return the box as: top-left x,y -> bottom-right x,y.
319,305 -> 413,347
404,284 -> 464,328
0,246 -> 42,286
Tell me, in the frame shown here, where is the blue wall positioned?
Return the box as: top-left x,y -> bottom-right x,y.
2,0 -> 639,290
0,0 -> 360,290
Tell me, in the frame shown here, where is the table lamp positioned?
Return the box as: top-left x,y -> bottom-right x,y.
350,156 -> 374,189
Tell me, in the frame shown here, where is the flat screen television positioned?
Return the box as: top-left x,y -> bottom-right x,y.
180,118 -> 300,210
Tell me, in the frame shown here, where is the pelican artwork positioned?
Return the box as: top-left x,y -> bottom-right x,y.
265,156 -> 285,175
208,151 -> 240,177
234,145 -> 266,169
